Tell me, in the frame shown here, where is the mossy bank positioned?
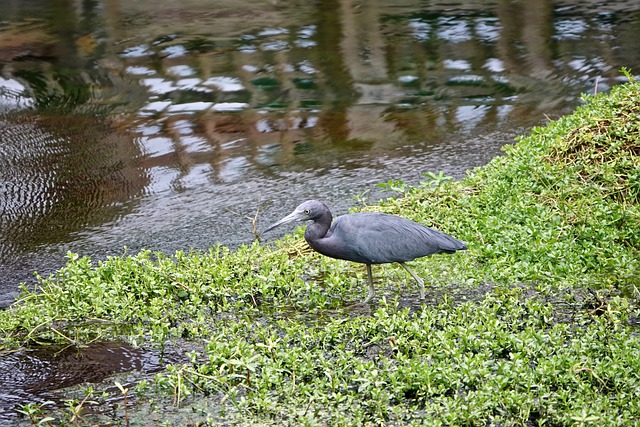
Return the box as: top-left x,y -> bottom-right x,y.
1,73 -> 639,425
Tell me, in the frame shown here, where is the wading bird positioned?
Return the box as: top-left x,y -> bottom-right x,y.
263,200 -> 467,302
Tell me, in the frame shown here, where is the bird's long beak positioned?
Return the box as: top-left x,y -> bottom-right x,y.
262,210 -> 304,234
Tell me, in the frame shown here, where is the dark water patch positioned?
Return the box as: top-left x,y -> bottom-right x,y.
0,341 -> 172,423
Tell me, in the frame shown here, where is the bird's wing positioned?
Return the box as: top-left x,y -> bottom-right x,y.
334,213 -> 465,264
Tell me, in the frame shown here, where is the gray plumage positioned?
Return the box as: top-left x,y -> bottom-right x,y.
263,200 -> 467,302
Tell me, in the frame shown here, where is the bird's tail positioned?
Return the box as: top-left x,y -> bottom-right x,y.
435,230 -> 467,253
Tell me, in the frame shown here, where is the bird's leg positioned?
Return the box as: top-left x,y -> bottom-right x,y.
398,262 -> 425,300
363,264 -> 376,303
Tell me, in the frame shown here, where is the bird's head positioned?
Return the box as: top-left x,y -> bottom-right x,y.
262,200 -> 328,233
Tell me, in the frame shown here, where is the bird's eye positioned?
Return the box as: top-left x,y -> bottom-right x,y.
303,209 -> 310,215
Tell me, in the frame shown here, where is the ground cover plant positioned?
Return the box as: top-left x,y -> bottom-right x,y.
0,71 -> 639,425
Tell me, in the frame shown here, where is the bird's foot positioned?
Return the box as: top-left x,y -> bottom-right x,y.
363,290 -> 375,304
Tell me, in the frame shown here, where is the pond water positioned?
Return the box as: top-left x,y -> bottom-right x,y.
1,0 -> 640,421
0,341 -> 178,424
1,1 -> 640,309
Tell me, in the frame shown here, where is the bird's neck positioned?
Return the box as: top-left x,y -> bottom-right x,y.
304,210 -> 332,242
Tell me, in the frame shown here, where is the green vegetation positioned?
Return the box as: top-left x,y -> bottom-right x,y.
1,73 -> 639,425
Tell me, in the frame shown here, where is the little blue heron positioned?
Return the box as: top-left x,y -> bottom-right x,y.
263,200 -> 467,302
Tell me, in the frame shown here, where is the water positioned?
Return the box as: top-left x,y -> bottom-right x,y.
1,0 -> 640,418
0,341 -> 176,424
